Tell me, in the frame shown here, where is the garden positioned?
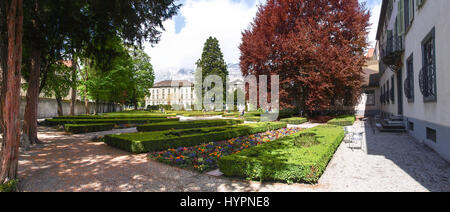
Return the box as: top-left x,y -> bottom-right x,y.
39,110 -> 350,184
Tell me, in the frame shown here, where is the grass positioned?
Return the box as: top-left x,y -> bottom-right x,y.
136,119 -> 244,132
218,125 -> 345,184
104,122 -> 287,153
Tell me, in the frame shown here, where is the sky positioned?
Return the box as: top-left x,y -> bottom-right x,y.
144,0 -> 383,82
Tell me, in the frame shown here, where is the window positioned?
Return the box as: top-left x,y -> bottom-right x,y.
405,0 -> 414,30
420,27 -> 436,102
426,127 -> 437,143
405,54 -> 415,102
417,0 -> 426,9
387,81 -> 390,104
408,121 -> 414,131
365,90 -> 376,106
397,0 -> 405,36
391,76 -> 395,103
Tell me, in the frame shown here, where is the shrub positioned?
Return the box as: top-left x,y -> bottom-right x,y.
0,179 -> 18,192
64,123 -> 115,134
137,119 -> 243,132
53,114 -> 175,119
327,115 -> 356,126
104,122 -> 287,154
218,125 -> 345,184
45,118 -> 178,126
280,117 -> 308,125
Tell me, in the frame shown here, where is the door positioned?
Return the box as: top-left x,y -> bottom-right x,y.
397,70 -> 403,115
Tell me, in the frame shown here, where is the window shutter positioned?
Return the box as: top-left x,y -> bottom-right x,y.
398,0 -> 405,35
409,0 -> 414,23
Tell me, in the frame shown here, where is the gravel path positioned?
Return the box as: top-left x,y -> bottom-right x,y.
17,123 -> 450,192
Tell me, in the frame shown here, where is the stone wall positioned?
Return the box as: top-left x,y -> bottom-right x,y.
19,98 -> 122,119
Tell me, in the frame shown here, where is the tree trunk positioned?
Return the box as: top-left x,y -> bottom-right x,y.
69,56 -> 77,116
84,95 -> 89,114
1,0 -> 23,185
94,100 -> 98,115
56,96 -> 63,117
22,47 -> 41,148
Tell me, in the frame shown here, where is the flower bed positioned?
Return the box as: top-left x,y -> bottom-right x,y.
104,122 -> 287,154
136,119 -> 243,132
150,128 -> 301,172
218,125 -> 345,184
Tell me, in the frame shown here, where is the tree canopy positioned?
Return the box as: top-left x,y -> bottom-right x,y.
240,0 -> 370,114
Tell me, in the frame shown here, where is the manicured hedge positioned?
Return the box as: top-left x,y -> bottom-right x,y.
64,123 -> 115,134
244,117 -> 262,122
136,119 -> 244,132
280,117 -> 308,125
45,118 -> 178,126
218,125 -> 345,184
104,122 -> 287,154
327,115 -> 356,126
53,114 -> 175,119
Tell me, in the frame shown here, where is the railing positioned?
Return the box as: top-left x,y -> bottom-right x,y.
419,63 -> 437,99
380,35 -> 405,59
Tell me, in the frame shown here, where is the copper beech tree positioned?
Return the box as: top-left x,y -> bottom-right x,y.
240,0 -> 370,114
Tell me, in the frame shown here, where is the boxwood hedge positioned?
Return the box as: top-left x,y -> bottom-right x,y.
104,122 -> 287,154
64,123 -> 115,134
218,125 -> 345,184
280,117 -> 308,125
0,179 -> 17,192
136,119 -> 244,132
327,115 -> 356,126
45,117 -> 178,126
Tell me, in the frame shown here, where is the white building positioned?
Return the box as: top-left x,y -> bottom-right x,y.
146,80 -> 195,110
376,0 -> 450,161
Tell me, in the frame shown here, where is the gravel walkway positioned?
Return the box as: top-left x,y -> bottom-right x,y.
17,122 -> 450,192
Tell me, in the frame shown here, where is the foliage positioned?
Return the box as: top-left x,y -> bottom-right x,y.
240,0 -> 370,113
194,37 -> 228,106
0,179 -> 18,192
327,115 -> 356,126
150,128 -> 301,172
280,117 -> 308,125
44,117 -> 178,126
64,123 -> 115,134
41,63 -> 74,100
104,122 -> 287,153
137,119 -> 244,132
219,125 -> 345,184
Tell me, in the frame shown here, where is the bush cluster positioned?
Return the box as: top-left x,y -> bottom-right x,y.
280,117 -> 308,125
64,123 -> 115,134
104,122 -> 287,154
218,125 -> 345,184
0,179 -> 18,192
44,117 -> 178,126
327,115 -> 356,126
137,119 -> 244,132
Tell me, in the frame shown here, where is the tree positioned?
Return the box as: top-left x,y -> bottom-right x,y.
0,0 -> 23,186
41,62 -> 74,117
195,37 -> 228,109
21,0 -> 180,146
240,0 -> 370,115
128,47 -> 155,110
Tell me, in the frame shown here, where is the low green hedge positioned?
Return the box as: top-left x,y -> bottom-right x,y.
64,123 -> 115,134
104,122 -> 287,154
218,125 -> 345,184
53,114 -> 175,119
137,119 -> 244,132
244,116 -> 262,122
45,118 -> 178,126
0,179 -> 18,192
327,115 -> 356,126
280,117 -> 308,125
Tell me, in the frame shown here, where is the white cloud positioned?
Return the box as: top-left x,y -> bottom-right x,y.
367,1 -> 382,47
145,0 -> 264,82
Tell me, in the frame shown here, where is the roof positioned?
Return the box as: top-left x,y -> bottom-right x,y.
365,48 -> 375,59
376,0 -> 389,40
153,80 -> 193,88
362,60 -> 380,88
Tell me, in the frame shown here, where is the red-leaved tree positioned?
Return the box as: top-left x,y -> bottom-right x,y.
240,0 -> 370,115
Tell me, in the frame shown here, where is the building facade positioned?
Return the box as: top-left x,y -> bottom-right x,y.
355,59 -> 381,117
146,80 -> 196,109
376,0 -> 450,161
